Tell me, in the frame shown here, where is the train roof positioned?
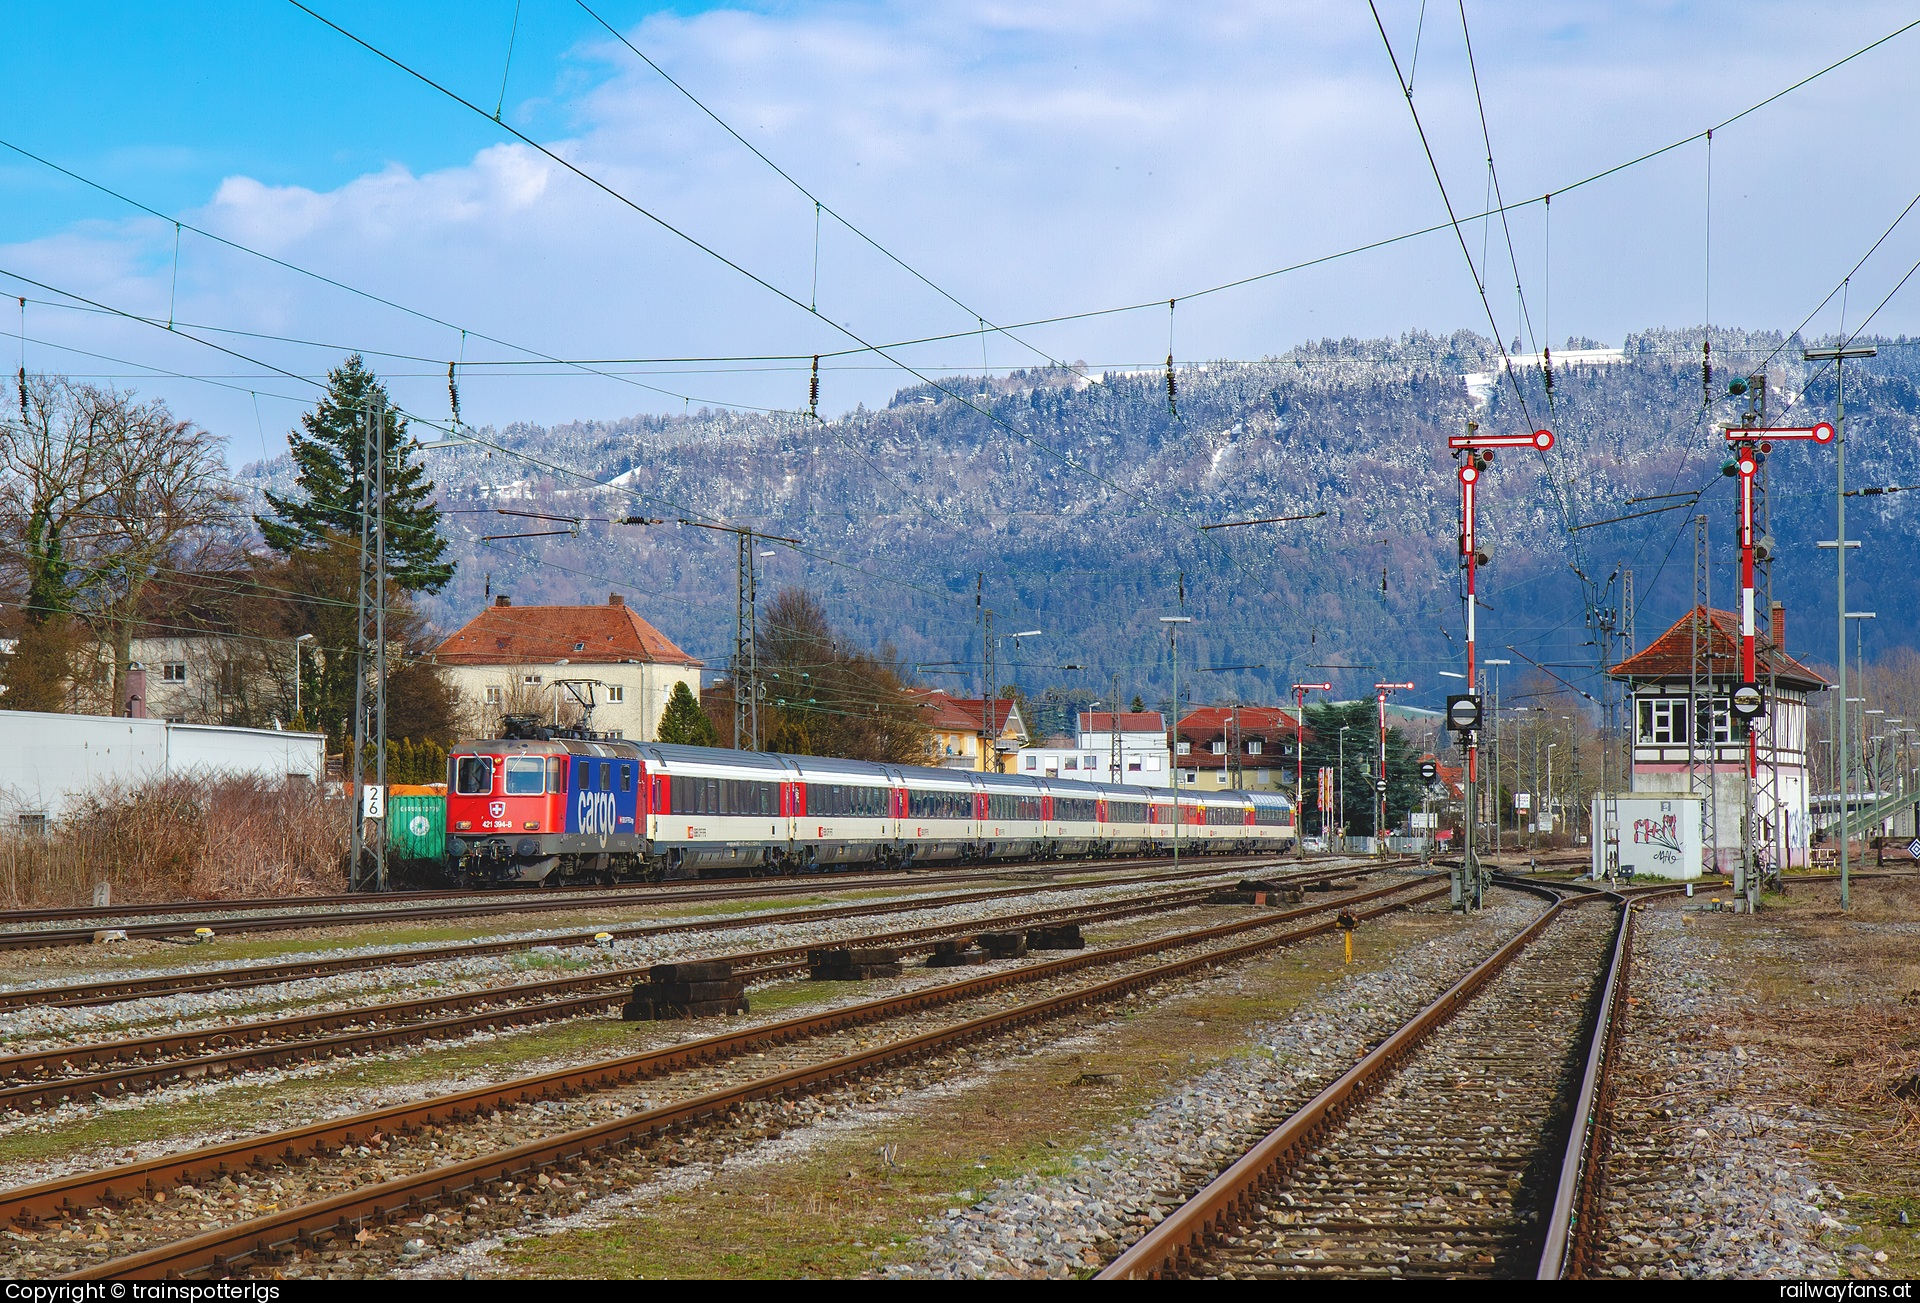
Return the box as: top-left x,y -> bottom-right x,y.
454,736 -> 641,758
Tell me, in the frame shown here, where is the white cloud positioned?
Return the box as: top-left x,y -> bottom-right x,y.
5,0 -> 1920,457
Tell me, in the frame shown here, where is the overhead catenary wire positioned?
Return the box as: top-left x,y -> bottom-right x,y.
1367,0 -> 1532,427
3,16 -> 1908,401
0,264 -> 1019,637
289,2 -> 1247,573
574,0 -> 1063,374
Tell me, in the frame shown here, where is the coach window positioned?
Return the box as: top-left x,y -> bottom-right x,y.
504,757 -> 545,795
454,755 -> 495,795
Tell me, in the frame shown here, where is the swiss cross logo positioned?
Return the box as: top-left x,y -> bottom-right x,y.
489,800 -> 506,818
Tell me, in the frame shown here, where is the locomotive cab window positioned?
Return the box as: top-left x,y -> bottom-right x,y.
454,756 -> 495,795
504,757 -> 546,795
546,757 -> 565,791
621,765 -> 633,793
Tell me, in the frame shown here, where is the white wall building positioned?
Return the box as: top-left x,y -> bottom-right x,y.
1017,711 -> 1171,786
0,709 -> 325,824
434,594 -> 704,741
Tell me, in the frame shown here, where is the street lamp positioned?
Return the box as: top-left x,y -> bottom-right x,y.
1483,659 -> 1512,852
1160,616 -> 1193,867
1808,340 -> 1877,910
1337,723 -> 1352,850
1547,742 -> 1559,842
294,633 -> 316,724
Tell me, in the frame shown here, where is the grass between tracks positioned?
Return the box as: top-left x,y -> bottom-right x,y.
0,881 -> 1051,985
485,903 -> 1472,1280
0,907 -> 1235,1169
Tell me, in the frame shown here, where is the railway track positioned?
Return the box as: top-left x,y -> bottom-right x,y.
0,861 -> 1389,1015
6,878 -> 1451,1279
0,870 -> 1389,1113
1099,884 -> 1644,1280
0,853 -> 1304,951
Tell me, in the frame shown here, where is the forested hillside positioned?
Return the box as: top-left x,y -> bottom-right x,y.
238,327 -> 1920,713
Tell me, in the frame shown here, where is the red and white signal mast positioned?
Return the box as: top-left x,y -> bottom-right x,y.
1723,400 -> 1833,899
1446,423 -> 1555,907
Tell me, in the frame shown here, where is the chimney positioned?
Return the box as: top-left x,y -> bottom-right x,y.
609,593 -> 624,608
494,595 -> 511,608
1770,601 -> 1785,649
125,663 -> 148,719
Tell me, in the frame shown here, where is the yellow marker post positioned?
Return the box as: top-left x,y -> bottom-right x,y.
1344,931 -> 1353,965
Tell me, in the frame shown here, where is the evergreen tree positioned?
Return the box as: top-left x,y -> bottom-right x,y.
1297,701 -> 1424,835
1130,695 -> 1145,713
657,681 -> 719,746
766,713 -> 811,755
257,356 -> 453,594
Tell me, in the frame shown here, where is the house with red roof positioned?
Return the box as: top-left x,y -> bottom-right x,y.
434,593 -> 704,741
1606,603 -> 1827,871
1173,705 -> 1310,792
910,688 -> 1028,771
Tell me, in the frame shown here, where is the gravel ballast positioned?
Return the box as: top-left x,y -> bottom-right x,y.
899,892 -> 1549,1279
1595,908 -> 1841,1280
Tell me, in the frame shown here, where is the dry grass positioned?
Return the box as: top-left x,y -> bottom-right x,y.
0,772 -> 347,906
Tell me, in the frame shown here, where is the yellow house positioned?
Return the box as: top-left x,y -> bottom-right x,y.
913,689 -> 1028,772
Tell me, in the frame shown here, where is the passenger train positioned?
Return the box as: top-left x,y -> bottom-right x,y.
444,719 -> 1296,884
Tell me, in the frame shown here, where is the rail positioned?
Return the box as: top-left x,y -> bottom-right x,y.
52,884 -> 1448,1278
1097,879 -> 1569,1279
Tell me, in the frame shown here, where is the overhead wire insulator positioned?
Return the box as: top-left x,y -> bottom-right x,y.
447,361 -> 462,428
1541,344 -> 1554,397
15,367 -> 24,424
1702,339 -> 1712,406
1165,297 -> 1178,419
808,355 -> 820,421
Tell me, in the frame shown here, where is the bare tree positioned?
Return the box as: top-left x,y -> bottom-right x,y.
78,401 -> 243,713
0,377 -> 117,627
0,378 -> 245,714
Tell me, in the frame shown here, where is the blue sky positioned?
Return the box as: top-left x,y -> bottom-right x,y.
5,1 -> 1920,455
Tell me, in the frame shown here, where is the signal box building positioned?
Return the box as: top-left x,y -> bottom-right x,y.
1606,604 -> 1827,872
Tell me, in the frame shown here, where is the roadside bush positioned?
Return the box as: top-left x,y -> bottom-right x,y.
0,772 -> 347,906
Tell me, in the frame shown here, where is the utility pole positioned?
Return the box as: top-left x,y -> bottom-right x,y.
1807,341 -> 1875,911
679,521 -> 798,749
1110,671 -> 1122,785
1445,420 -> 1554,901
350,398 -> 389,892
1291,682 -> 1331,858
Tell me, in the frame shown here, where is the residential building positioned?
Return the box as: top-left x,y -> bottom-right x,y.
911,689 -> 1028,771
1018,710 -> 1171,785
1606,604 -> 1827,871
433,594 -> 703,741
1172,706 -> 1308,791
1019,712 -> 1171,786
